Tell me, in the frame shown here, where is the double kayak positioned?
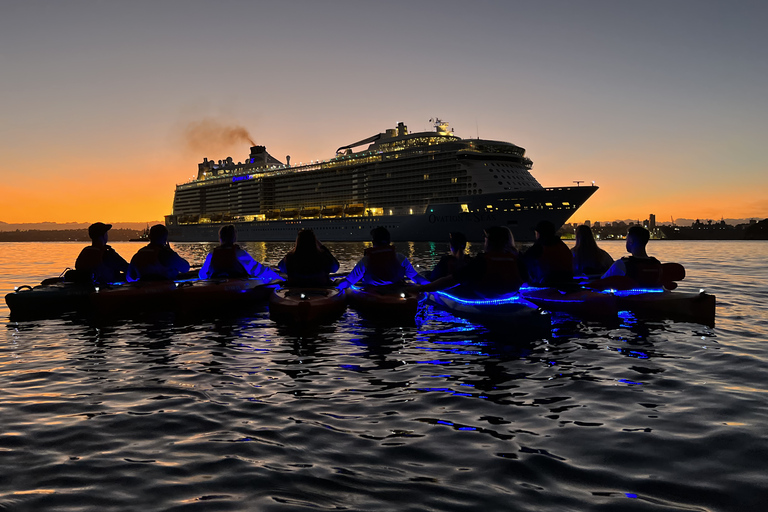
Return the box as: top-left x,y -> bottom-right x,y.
269,287 -> 347,324
91,276 -> 280,315
520,285 -> 716,326
5,273 -> 280,319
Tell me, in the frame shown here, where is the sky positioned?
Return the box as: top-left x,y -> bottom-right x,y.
2,0 -> 767,225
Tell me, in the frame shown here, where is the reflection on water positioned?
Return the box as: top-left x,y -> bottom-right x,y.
1,241 -> 767,511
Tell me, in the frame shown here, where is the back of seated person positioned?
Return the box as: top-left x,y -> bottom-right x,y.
73,222 -> 129,284
128,224 -> 190,282
602,226 -> 662,286
277,229 -> 340,286
430,232 -> 468,281
523,220 -> 573,286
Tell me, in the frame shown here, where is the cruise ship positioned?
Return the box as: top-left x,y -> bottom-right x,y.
166,120 -> 597,243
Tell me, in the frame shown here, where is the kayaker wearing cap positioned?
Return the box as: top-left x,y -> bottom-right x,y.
127,224 -> 190,282
429,232 -> 469,281
277,229 -> 339,286
411,226 -> 525,297
73,222 -> 129,283
336,227 -> 429,289
199,224 -> 280,280
601,226 -> 662,286
522,220 -> 573,286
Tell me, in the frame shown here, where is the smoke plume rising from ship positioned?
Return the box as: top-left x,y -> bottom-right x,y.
183,118 -> 256,154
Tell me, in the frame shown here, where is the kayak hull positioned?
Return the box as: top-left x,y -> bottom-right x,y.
520,287 -> 619,320
521,286 -> 716,326
346,286 -> 423,322
269,287 -> 347,324
5,281 -> 95,319
426,290 -> 550,331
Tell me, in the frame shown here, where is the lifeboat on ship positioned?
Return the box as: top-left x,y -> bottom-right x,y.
321,205 -> 343,217
344,204 -> 366,216
299,207 -> 321,218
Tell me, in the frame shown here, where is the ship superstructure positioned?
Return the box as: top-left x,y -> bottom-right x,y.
166,120 -> 597,242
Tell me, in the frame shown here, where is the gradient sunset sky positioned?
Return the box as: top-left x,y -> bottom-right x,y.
2,1 -> 766,225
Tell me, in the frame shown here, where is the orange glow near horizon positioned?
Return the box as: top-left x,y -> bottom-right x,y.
3,151 -> 766,226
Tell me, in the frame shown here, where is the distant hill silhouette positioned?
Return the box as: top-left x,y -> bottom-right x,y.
0,228 -> 150,242
0,221 -> 161,232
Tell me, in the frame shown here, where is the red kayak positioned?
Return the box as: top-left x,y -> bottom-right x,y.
346,285 -> 423,322
269,287 -> 347,324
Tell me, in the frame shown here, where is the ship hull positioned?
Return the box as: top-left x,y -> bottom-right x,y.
168,186 -> 597,243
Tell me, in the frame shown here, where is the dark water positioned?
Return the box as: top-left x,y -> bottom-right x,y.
1,240 -> 767,511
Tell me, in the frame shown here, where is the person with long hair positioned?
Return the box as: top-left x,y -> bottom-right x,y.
572,225 -> 614,276
277,229 -> 340,286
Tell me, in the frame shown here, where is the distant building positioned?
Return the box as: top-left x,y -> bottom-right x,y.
594,221 -> 601,228
585,220 -> 591,227
649,214 -> 656,231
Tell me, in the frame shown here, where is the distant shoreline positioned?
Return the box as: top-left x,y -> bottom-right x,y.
0,229 -> 147,242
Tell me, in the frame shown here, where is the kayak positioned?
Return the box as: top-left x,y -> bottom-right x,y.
175,277 -> 279,310
519,262 -> 716,325
615,288 -> 715,326
520,285 -> 716,326
269,287 -> 347,324
346,285 -> 423,322
5,278 -> 95,319
90,280 -> 179,314
426,289 -> 550,330
92,277 -> 279,315
519,286 -> 619,320
6,270 -> 279,319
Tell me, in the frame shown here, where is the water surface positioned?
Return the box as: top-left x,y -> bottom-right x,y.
1,240 -> 767,511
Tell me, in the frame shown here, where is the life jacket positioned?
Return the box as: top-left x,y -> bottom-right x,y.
528,240 -> 573,285
622,256 -> 662,286
363,245 -> 403,284
75,246 -> 105,273
209,246 -> 248,278
75,245 -> 123,283
129,245 -> 175,281
478,251 -> 522,294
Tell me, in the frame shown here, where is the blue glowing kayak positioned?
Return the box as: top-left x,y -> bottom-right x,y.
426,289 -> 550,330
